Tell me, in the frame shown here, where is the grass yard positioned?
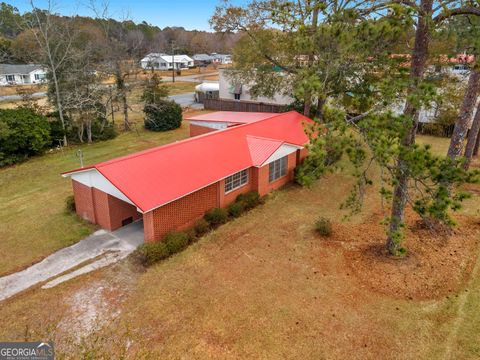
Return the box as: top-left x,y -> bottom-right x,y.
163,81 -> 197,94
0,134 -> 479,359
0,121 -> 190,276
0,84 -> 47,96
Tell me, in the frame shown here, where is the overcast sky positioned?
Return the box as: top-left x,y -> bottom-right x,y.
14,0 -> 246,31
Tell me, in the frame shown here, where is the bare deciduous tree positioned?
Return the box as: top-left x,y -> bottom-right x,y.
20,0 -> 77,146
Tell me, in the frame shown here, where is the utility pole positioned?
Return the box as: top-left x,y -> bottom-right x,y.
171,40 -> 175,83
76,149 -> 84,168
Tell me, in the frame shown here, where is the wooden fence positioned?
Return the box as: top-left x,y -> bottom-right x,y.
417,123 -> 455,138
204,98 -> 286,113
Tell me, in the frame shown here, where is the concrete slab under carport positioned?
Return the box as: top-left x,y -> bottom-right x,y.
0,220 -> 144,302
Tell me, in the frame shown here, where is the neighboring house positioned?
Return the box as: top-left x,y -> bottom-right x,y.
212,53 -> 233,65
219,68 -> 293,105
440,54 -> 473,77
140,53 -> 194,70
62,111 -> 310,242
192,53 -> 233,66
0,64 -> 47,86
193,53 -> 214,66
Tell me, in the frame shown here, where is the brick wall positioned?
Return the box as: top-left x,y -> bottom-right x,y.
72,180 -> 140,231
107,195 -> 141,229
218,168 -> 254,208
143,182 -> 219,242
72,180 -> 96,223
190,124 -> 217,137
92,188 -> 110,229
255,152 -> 297,196
297,148 -> 308,164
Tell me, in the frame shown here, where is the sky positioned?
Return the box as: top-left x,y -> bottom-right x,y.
14,0 -> 244,31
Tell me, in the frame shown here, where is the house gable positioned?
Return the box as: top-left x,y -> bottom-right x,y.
65,169 -> 138,209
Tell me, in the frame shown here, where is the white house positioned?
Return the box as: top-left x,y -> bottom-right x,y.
140,53 -> 194,70
212,54 -> 232,65
0,64 -> 47,86
219,68 -> 293,105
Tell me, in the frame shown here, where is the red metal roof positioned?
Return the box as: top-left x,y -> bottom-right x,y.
63,111 -> 311,213
246,135 -> 283,166
185,111 -> 277,123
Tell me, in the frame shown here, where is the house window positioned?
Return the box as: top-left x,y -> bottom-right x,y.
224,169 -> 248,193
34,73 -> 46,80
269,156 -> 288,182
6,75 -> 15,82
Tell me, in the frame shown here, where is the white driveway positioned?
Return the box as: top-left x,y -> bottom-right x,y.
0,221 -> 144,302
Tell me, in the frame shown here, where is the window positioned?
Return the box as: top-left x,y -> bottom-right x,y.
34,73 -> 46,80
269,156 -> 288,182
6,75 -> 15,82
225,169 -> 248,193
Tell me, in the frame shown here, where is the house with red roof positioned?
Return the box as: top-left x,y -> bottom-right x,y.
62,111 -> 311,242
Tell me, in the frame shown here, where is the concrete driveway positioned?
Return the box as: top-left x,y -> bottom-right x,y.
0,221 -> 144,302
169,92 -> 203,109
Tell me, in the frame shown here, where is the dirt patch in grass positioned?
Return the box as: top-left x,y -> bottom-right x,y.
340,210 -> 480,301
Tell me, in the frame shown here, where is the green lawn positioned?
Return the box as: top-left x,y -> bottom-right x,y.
0,124 -> 189,276
164,81 -> 198,95
0,132 -> 479,359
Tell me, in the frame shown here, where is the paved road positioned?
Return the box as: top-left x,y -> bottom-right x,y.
160,71 -> 219,83
0,91 -> 47,102
0,221 -> 144,302
169,92 -> 203,109
0,72 -> 218,102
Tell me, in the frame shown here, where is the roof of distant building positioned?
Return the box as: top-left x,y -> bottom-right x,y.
63,111 -> 311,213
0,64 -> 45,75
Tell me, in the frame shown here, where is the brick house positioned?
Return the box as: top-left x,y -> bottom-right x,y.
62,111 -> 311,242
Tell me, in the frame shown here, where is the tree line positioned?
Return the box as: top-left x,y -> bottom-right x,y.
0,2 -> 239,64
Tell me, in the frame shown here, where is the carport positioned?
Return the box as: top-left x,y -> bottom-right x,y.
62,168 -> 143,232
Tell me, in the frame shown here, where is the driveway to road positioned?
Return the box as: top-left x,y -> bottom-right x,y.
0,221 -> 144,302
168,92 -> 203,109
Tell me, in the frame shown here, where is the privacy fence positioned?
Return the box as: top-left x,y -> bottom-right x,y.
204,99 -> 455,138
204,99 -> 285,113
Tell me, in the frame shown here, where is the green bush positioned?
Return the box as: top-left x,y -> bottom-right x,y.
236,191 -> 261,210
48,111 -> 117,145
185,228 -> 197,243
65,195 -> 76,214
0,108 -> 51,166
164,231 -> 189,253
143,99 -> 182,131
228,201 -> 245,218
90,120 -> 117,141
204,207 -> 229,226
134,241 -> 170,266
194,218 -> 210,237
315,217 -> 332,236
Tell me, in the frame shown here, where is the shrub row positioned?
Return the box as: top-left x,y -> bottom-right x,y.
134,191 -> 262,267
134,231 -> 191,266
